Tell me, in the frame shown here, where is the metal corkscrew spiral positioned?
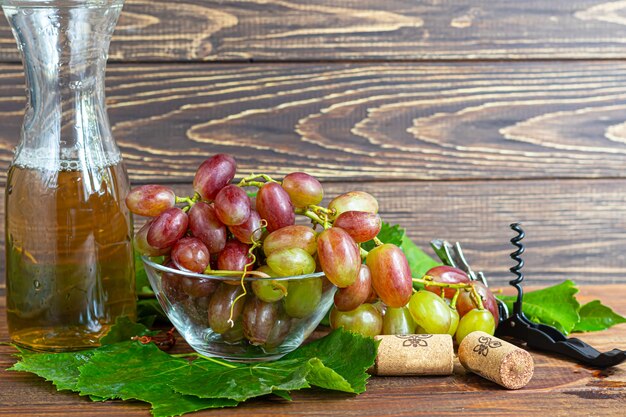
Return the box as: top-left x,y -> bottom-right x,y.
509,223 -> 525,315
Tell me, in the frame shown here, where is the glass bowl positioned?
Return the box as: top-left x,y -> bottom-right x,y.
141,256 -> 336,362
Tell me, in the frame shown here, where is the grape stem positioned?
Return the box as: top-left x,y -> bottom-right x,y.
412,276 -> 485,310
450,289 -> 461,309
469,285 -> 485,310
295,208 -> 331,229
237,173 -> 280,188
200,269 -> 270,278
412,276 -> 473,290
176,193 -> 201,212
270,280 -> 289,297
226,225 -> 265,327
373,237 -> 384,246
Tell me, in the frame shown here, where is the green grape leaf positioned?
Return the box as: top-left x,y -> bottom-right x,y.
9,323 -> 376,417
284,328 -> 378,394
99,316 -> 157,345
572,300 -> 626,333
9,350 -> 96,392
170,329 -> 377,401
498,280 -> 581,334
400,234 -> 440,279
273,390 -> 293,401
169,357 -> 314,401
362,222 -> 404,251
76,341 -> 237,416
137,298 -> 168,324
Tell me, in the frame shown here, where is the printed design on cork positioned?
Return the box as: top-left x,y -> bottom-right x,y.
473,336 -> 502,357
395,334 -> 433,347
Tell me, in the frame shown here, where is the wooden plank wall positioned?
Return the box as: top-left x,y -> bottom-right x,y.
2,1 -> 626,285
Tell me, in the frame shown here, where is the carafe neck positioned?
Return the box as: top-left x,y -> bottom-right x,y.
2,1 -> 124,171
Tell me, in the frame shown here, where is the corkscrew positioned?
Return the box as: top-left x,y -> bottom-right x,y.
431,224 -> 626,368
497,223 -> 626,367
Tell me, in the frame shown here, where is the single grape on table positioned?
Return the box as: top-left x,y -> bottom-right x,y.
128,153 -> 498,353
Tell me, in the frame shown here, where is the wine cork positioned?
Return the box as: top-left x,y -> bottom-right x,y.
372,334 -> 454,376
458,331 -> 534,389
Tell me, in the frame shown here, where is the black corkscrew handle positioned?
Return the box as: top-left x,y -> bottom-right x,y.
497,223 -> 626,368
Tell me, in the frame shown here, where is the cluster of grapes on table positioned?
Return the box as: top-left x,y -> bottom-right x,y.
127,154 -> 499,349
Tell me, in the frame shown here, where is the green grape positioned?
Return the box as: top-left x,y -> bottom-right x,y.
382,306 -> 416,335
329,304 -> 383,337
252,265 -> 288,302
455,309 -> 495,344
447,308 -> 460,337
283,278 -> 322,318
267,247 -> 316,277
408,290 -> 451,334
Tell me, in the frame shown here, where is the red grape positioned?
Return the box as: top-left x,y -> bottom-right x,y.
263,225 -> 317,256
456,281 -> 499,324
264,312 -> 292,350
334,264 -> 372,311
329,191 -> 378,216
214,185 -> 251,226
256,182 -> 295,232
217,240 -> 252,271
229,210 -> 262,244
366,243 -> 412,308
147,207 -> 188,249
193,154 -> 237,201
424,266 -> 470,299
208,283 -> 246,334
134,219 -> 170,256
180,277 -> 218,298
281,172 -> 323,208
333,211 -> 381,243
242,297 -> 279,345
188,202 -> 227,254
317,227 -> 361,288
125,185 -> 176,217
171,237 -> 210,273
161,262 -> 186,304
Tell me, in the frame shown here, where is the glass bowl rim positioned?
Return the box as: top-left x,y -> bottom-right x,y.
141,255 -> 325,282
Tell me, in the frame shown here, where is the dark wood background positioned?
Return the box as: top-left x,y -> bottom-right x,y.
3,1 -> 626,285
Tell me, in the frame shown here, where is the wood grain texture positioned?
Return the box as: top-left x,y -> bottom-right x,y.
3,179 -> 626,287
3,1 -> 626,61
2,62 -> 626,182
0,285 -> 624,416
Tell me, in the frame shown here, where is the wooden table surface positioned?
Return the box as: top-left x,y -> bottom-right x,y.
0,285 -> 624,416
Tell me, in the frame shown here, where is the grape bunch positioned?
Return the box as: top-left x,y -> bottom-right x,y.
127,154 -> 498,349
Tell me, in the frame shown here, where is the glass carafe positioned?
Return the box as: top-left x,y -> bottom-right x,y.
2,0 -> 135,351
